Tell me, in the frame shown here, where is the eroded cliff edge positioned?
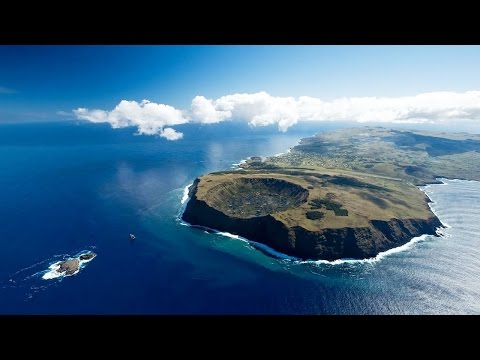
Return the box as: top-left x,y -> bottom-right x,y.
182,175 -> 442,261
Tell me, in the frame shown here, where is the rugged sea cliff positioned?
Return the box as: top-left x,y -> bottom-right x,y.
182,178 -> 442,261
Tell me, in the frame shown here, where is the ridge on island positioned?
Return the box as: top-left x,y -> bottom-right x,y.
182,127 -> 480,261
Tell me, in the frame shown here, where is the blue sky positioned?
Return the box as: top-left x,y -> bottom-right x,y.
1,45 -> 480,136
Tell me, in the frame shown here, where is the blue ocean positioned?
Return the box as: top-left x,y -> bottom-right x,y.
1,121 -> 479,314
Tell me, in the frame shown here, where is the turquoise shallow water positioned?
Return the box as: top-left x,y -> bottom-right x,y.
1,121 -> 479,314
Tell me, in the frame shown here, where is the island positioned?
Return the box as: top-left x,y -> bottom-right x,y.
182,127 -> 480,260
56,252 -> 96,276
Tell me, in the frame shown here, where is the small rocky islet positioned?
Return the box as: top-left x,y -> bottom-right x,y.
55,252 -> 96,276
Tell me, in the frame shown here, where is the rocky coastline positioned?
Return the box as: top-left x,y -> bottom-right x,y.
182,178 -> 442,260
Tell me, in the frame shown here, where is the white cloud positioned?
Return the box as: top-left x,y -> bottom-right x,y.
160,127 -> 183,141
191,92 -> 299,131
73,99 -> 188,139
73,91 -> 480,140
191,96 -> 231,124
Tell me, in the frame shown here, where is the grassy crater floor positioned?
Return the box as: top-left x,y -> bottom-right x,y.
205,177 -> 308,218
193,169 -> 433,232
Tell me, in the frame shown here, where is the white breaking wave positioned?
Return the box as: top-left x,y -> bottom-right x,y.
214,227 -> 433,265
42,262 -> 64,280
302,234 -> 432,266
231,158 -> 249,170
216,231 -> 299,260
271,147 -> 293,158
216,231 -> 244,241
273,149 -> 289,157
422,178 -> 456,229
299,181 -> 449,266
178,216 -> 300,261
447,178 -> 480,184
180,192 -> 445,267
41,251 -> 96,280
179,182 -> 447,266
181,183 -> 192,205
231,140 -> 297,169
2,249 -> 97,301
248,240 -> 300,261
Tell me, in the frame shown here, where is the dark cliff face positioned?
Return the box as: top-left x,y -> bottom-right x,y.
183,179 -> 289,250
182,179 -> 443,261
291,217 -> 442,260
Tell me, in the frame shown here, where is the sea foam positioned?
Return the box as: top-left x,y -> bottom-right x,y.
231,158 -> 249,170
301,234 -> 432,266
41,251 -> 96,280
273,147 -> 293,157
42,262 -> 64,280
180,202 -> 445,268
215,231 -> 299,260
178,180 -> 446,266
181,183 -> 192,205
